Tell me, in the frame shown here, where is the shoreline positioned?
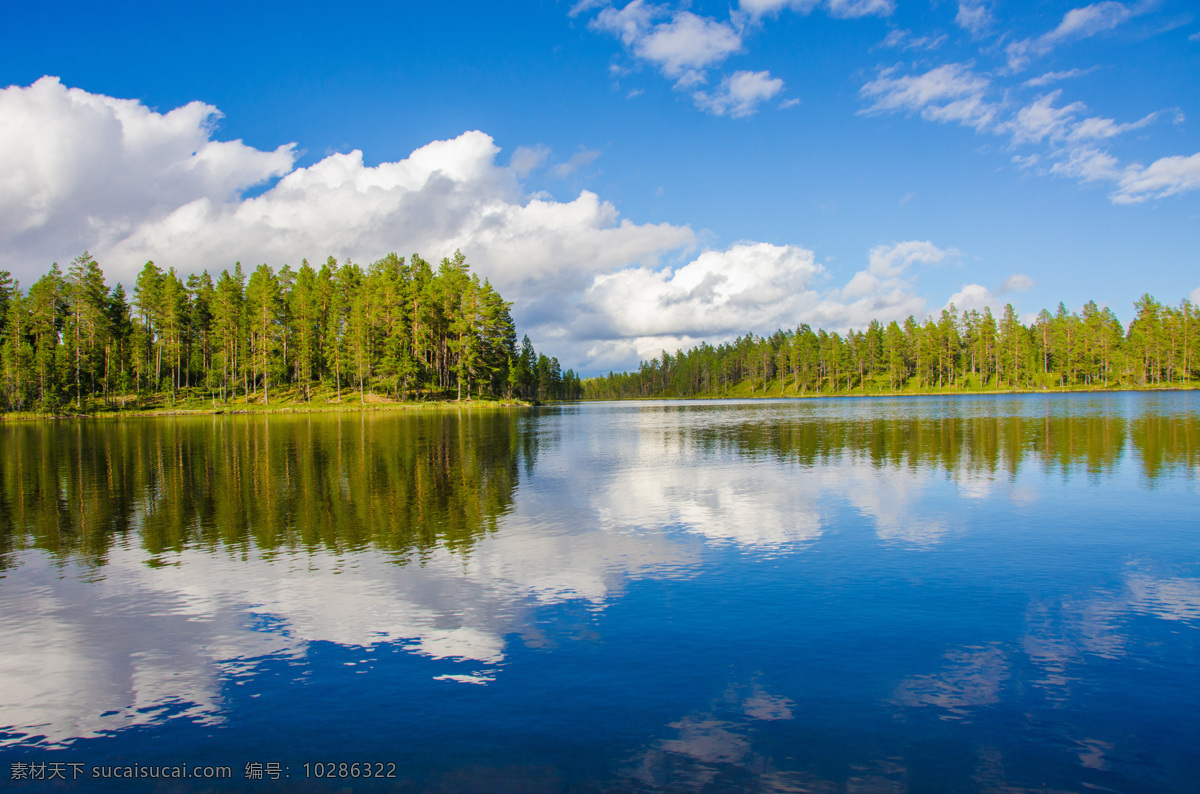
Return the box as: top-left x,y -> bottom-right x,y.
3,384 -> 1196,420
0,398 -> 535,421
581,383 -> 1200,402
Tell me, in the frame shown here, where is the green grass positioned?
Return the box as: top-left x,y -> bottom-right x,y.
1,383 -> 532,420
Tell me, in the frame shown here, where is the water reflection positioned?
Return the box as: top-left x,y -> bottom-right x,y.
0,411 -> 525,567
2,397 -> 1195,566
0,395 -> 1197,790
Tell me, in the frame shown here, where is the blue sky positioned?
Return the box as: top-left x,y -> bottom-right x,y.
1,0 -> 1197,371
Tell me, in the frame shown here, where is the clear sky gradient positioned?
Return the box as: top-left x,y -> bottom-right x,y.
2,0 -> 1197,372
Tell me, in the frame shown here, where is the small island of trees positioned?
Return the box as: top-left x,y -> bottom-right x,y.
0,251 -> 583,414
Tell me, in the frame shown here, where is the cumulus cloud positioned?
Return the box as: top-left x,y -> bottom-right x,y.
574,239 -> 960,366
587,2 -> 798,118
841,240 -> 953,309
692,70 -> 785,117
0,78 -> 694,344
943,273 -> 1033,315
581,242 -> 822,339
945,283 -> 999,314
0,78 -> 983,373
0,76 -> 295,271
868,239 -> 953,277
587,2 -> 799,117
592,3 -> 742,78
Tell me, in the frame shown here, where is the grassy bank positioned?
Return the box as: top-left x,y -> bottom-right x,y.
0,384 -> 532,420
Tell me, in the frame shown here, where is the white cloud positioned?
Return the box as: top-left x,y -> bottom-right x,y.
739,0 -> 818,14
552,148 -> 602,177
1006,1 -> 1139,72
739,0 -> 894,19
586,1 -> 885,119
867,239 -> 953,277
569,0 -> 610,17
839,241 -> 954,322
509,144 -> 550,176
944,275 -> 1032,316
580,242 -> 823,341
1007,91 -> 1087,144
861,66 -> 1195,204
576,239 -> 952,368
955,0 -> 994,35
945,283 -> 1002,314
0,78 -> 991,373
880,29 -> 947,51
1111,152 -> 1200,203
1048,145 -> 1122,182
592,3 -> 742,78
692,70 -> 785,117
0,76 -> 295,269
1023,66 -> 1099,88
825,0 -> 895,17
1000,273 -> 1035,293
589,3 -> 802,119
1068,111 -> 1158,141
859,63 -> 999,131
0,78 -> 696,353
1050,1 -> 1136,40
1004,90 -> 1160,149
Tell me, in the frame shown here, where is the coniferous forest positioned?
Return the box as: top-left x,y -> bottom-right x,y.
0,251 -> 583,413
583,296 -> 1199,400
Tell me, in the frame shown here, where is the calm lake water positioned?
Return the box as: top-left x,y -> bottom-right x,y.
1,393 -> 1197,792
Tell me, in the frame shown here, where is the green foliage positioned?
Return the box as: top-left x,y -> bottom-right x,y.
584,294 -> 1200,400
1,250 -> 563,413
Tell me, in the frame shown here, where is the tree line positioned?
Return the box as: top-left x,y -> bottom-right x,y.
583,296 -> 1197,399
0,251 -> 583,412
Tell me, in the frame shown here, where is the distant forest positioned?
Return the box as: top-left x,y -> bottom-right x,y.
583,296 -> 1198,399
0,251 -> 583,412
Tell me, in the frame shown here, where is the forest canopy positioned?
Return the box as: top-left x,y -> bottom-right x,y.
0,251 -> 582,413
583,296 -> 1198,399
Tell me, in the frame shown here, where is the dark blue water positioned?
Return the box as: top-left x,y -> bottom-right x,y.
1,393 -> 1197,791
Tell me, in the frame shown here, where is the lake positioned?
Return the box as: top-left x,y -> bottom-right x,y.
1,393 -> 1197,792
